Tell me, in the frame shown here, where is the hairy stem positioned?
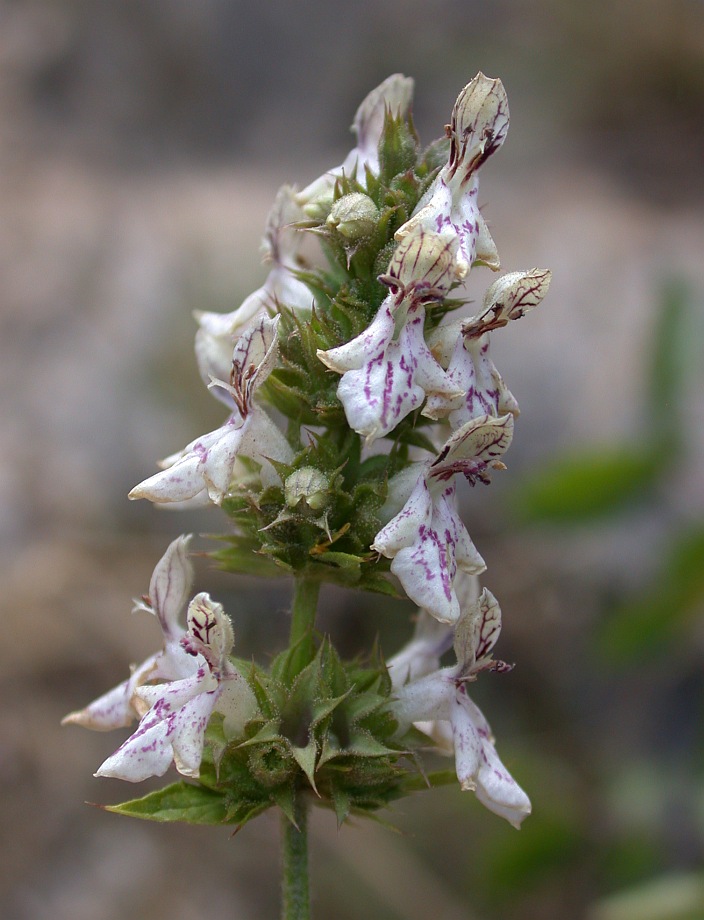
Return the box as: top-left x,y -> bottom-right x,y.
289,577 -> 320,659
281,794 -> 310,920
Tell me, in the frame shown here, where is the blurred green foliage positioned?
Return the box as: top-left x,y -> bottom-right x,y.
504,278 -> 704,918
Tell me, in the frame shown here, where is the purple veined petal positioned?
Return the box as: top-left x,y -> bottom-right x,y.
448,73 -> 510,181
372,474 -> 433,557
335,322 -> 425,441
449,338 -> 517,428
225,315 -> 281,419
194,288 -> 269,401
232,315 -> 280,397
185,592 -> 234,673
386,479 -> 484,624
453,588 -> 502,674
95,712 -> 177,782
261,184 -> 307,266
431,481 -> 486,577
463,268 -> 552,338
389,529 -> 460,625
430,413 -> 514,483
135,668 -> 217,712
459,694 -> 531,828
147,535 -> 194,642
317,296 -> 395,374
386,225 -> 462,296
158,424 -> 231,471
396,179 -> 453,248
170,690 -> 219,778
404,306 -> 461,398
94,673 -> 217,783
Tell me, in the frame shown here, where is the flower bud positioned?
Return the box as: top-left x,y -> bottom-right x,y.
326,192 -> 379,241
285,467 -> 331,512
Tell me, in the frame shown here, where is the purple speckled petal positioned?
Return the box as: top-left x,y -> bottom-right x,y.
372,474 -> 432,557
449,691 -> 482,789
170,691 -> 219,778
317,296 -> 395,374
95,668 -> 219,782
460,693 -> 531,828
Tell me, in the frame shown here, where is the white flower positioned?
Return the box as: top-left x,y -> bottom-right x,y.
95,592 -> 256,783
129,316 -> 294,506
395,73 -> 509,280
372,413 -> 514,623
297,74 -> 414,214
391,588 -> 531,827
424,268 -> 552,425
194,185 -> 312,401
62,536 -> 197,731
317,228 -> 463,441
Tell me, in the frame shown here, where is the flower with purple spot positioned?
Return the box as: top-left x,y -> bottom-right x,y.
194,185 -> 312,399
372,413 -> 514,623
391,586 -> 531,827
129,316 -> 294,506
94,592 -> 256,783
317,227 -> 463,441
62,535 -> 198,731
395,73 -> 509,280
424,268 -> 552,426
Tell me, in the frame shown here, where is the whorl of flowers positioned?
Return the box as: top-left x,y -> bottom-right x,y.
66,73 -> 550,833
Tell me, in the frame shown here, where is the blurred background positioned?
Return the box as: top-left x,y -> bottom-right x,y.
1,1 -> 703,918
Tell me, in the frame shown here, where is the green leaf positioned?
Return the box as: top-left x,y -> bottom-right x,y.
271,784 -> 299,827
292,739 -> 319,793
105,782 -> 228,825
511,445 -> 664,524
331,786 -> 352,827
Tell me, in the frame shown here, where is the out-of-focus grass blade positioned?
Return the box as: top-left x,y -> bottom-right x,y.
588,872 -> 704,920
599,526 -> 704,663
510,446 -> 664,524
648,278 -> 692,443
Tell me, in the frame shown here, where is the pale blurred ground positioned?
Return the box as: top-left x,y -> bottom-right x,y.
1,2 -> 703,919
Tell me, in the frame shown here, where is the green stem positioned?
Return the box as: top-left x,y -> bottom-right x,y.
289,577 -> 320,658
281,793 -> 310,920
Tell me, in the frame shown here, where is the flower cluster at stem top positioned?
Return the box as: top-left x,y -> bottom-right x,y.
65,73 -> 551,830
